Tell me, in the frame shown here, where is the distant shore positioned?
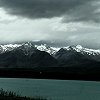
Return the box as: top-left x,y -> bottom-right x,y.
0,68 -> 99,81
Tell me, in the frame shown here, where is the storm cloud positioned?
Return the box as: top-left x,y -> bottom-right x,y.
0,0 -> 100,48
0,0 -> 100,23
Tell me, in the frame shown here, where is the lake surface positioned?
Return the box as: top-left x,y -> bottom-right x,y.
0,78 -> 100,100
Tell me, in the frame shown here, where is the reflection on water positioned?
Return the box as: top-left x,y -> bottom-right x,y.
0,78 -> 100,100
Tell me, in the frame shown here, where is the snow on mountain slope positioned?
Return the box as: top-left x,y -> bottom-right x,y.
0,42 -> 100,57
64,45 -> 100,56
35,44 -> 60,55
0,42 -> 60,55
16,42 -> 37,56
0,44 -> 21,53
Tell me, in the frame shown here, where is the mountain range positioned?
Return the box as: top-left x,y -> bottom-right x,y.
0,42 -> 100,69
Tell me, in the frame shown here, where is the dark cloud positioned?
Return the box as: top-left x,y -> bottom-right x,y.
0,0 -> 99,23
62,1 -> 100,23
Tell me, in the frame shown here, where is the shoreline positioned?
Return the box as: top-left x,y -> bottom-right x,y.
0,68 -> 99,81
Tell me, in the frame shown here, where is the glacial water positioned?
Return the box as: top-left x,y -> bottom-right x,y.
0,78 -> 100,100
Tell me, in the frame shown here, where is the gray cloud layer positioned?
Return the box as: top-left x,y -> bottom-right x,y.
0,0 -> 99,23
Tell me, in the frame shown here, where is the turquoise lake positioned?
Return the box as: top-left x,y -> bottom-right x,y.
0,78 -> 100,100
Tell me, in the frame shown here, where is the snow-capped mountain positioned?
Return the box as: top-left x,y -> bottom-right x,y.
0,42 -> 58,68
0,42 -> 100,57
64,45 -> 100,56
0,42 -> 60,55
54,45 -> 100,64
16,42 -> 37,56
0,44 -> 21,53
0,42 -> 100,68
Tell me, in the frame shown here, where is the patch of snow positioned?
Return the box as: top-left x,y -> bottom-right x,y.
63,45 -> 100,56
0,44 -> 21,53
35,44 -> 60,55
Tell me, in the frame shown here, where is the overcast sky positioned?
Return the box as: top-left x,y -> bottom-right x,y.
0,0 -> 100,48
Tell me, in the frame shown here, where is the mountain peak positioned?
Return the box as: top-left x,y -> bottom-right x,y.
17,42 -> 37,56
62,45 -> 100,56
35,44 -> 60,55
76,45 -> 83,49
22,42 -> 34,47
